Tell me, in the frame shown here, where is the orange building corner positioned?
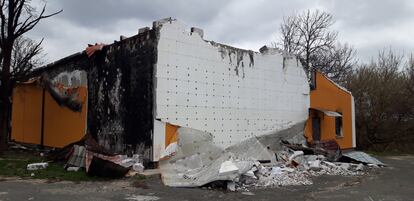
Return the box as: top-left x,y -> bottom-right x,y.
304,71 -> 356,149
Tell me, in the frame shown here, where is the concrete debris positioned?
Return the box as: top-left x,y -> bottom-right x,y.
227,181 -> 236,191
158,128 -> 382,190
219,161 -> 239,176
243,170 -> 256,178
308,160 -> 321,171
160,142 -> 178,158
133,163 -> 145,173
307,161 -> 365,177
234,158 -> 370,190
121,158 -> 136,168
27,162 -> 48,171
66,167 -> 81,172
289,151 -> 304,161
159,127 -> 275,187
356,163 -> 364,171
50,134 -> 147,178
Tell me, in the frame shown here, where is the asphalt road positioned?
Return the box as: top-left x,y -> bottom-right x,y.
0,155 -> 413,201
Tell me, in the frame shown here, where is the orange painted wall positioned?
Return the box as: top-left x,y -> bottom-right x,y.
165,123 -> 178,147
11,84 -> 87,148
11,84 -> 43,144
304,72 -> 354,149
43,87 -> 87,147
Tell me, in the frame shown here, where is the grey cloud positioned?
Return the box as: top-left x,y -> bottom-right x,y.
50,0 -> 231,28
27,0 -> 414,63
326,0 -> 414,30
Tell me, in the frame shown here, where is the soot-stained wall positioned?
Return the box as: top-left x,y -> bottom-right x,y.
34,28 -> 158,156
88,29 -> 157,155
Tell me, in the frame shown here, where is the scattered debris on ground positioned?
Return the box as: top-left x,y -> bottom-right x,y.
47,134 -> 146,179
159,127 -> 385,191
4,128 -> 385,188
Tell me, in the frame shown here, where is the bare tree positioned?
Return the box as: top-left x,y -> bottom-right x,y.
11,36 -> 44,80
311,42 -> 356,83
0,0 -> 61,153
279,14 -> 301,54
277,9 -> 355,82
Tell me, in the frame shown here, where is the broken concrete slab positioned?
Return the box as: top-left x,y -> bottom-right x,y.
219,161 -> 239,176
159,127 -> 275,187
257,121 -> 308,153
308,160 -> 321,171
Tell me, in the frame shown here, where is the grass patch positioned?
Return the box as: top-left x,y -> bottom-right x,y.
134,174 -> 147,181
0,150 -> 101,181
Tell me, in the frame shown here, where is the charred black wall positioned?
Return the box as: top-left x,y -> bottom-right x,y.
87,29 -> 158,155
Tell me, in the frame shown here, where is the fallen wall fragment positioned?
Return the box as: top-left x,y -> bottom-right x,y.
159,125 -> 384,190
257,121 -> 307,153
159,127 -> 275,187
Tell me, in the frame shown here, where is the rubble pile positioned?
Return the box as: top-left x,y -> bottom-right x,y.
251,166 -> 313,187
226,150 -> 372,191
48,134 -> 145,178
234,158 -> 369,190
159,127 -> 385,191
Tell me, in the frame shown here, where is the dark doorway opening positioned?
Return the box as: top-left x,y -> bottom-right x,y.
312,117 -> 321,141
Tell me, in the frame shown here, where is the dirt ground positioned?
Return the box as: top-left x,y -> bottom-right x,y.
0,155 -> 413,201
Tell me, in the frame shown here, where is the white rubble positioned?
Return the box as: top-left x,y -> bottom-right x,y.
227,181 -> 236,191
308,160 -> 321,171
27,162 -> 48,171
251,165 -> 313,187
133,163 -> 145,173
66,167 -> 81,172
235,154 -> 373,189
118,154 -> 144,173
219,161 -> 239,176
160,142 -> 178,158
121,159 -> 136,168
288,151 -> 304,161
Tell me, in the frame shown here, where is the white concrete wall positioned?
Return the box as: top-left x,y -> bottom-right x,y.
153,20 -> 310,157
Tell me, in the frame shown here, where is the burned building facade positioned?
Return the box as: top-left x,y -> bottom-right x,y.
12,18 -> 314,161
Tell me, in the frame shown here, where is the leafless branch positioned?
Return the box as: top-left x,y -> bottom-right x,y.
276,9 -> 354,82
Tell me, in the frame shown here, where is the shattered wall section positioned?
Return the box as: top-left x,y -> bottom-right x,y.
155,20 -> 310,149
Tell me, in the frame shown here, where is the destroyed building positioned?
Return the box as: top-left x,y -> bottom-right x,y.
10,18 -> 356,162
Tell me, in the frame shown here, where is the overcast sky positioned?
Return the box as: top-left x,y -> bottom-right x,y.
27,0 -> 414,64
